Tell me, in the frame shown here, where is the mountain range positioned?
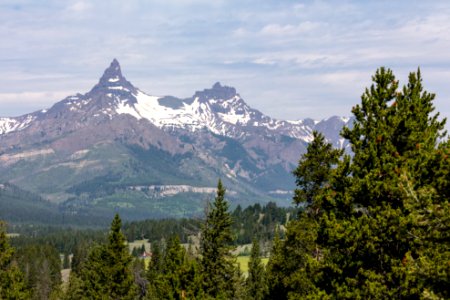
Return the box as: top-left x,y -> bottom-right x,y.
0,59 -> 351,220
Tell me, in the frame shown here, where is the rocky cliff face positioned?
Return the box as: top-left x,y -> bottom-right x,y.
0,59 -> 352,218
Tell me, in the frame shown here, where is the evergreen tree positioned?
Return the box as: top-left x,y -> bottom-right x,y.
274,67 -> 449,299
245,238 -> 267,300
284,67 -> 449,298
265,228 -> 285,299
200,179 -> 237,299
70,241 -> 89,276
325,67 -> 449,298
15,243 -> 62,299
163,235 -> 187,298
265,132 -> 343,299
131,246 -> 139,257
77,214 -> 137,299
145,235 -> 202,299
146,235 -> 185,299
0,221 -> 30,299
292,130 -> 343,209
63,274 -> 85,300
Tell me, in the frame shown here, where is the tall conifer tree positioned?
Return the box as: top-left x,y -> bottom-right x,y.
0,221 -> 29,299
77,214 -> 137,299
200,179 -> 236,299
277,67 -> 449,299
246,238 -> 267,300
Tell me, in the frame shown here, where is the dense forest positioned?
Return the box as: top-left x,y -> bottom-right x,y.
1,68 -> 449,299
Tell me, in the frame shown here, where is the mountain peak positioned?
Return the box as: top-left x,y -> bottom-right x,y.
90,59 -> 136,94
194,82 -> 237,101
99,58 -> 124,84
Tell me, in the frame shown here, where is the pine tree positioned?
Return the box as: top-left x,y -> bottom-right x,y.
0,221 -> 30,299
200,179 -> 237,299
315,68 -> 448,298
245,238 -> 267,300
70,241 -> 89,276
293,130 -> 343,209
145,240 -> 162,299
326,67 -> 449,298
265,132 -> 342,299
77,214 -> 137,299
277,67 -> 449,299
265,228 -> 285,299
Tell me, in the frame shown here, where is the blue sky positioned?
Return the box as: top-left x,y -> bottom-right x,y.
1,0 -> 450,121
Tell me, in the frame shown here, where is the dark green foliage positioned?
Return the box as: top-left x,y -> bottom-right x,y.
200,179 -> 237,298
10,227 -> 107,277
292,130 -> 342,208
70,240 -> 90,276
246,238 -> 267,300
0,184 -> 59,225
146,235 -> 200,299
63,273 -> 85,300
147,241 -> 163,280
0,183 -> 110,227
123,218 -> 202,243
266,133 -> 339,299
131,246 -> 139,257
329,68 -> 448,298
121,201 -> 293,247
265,229 -> 285,299
15,243 -> 62,300
232,202 -> 295,246
274,67 -> 449,299
76,214 -> 137,299
0,222 -> 30,299
144,236 -> 203,299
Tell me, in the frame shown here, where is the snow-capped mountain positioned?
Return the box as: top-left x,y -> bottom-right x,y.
0,59 -> 349,146
0,59 -> 351,219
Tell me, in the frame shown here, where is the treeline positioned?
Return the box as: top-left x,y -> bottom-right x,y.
9,200 -> 291,256
1,200 -> 291,299
231,202 -> 296,245
11,227 -> 107,254
123,201 -> 295,244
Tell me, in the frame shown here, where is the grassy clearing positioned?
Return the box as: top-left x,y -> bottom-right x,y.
236,255 -> 269,276
128,239 -> 151,252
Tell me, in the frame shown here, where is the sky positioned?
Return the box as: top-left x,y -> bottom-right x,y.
1,0 -> 450,122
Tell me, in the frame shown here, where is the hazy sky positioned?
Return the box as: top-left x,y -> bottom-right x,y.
1,0 -> 450,122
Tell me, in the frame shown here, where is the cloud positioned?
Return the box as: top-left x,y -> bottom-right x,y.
66,1 -> 92,13
0,91 -> 71,117
260,21 -> 320,36
1,1 -> 450,121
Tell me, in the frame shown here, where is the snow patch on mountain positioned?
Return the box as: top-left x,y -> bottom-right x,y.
0,59 -> 352,148
111,88 -> 321,141
0,115 -> 35,135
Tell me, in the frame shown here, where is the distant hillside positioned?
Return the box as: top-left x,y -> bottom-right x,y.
0,183 -> 109,226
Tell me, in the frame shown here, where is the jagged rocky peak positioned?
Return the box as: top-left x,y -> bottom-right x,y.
194,82 -> 238,101
89,59 -> 136,94
101,58 -> 123,81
